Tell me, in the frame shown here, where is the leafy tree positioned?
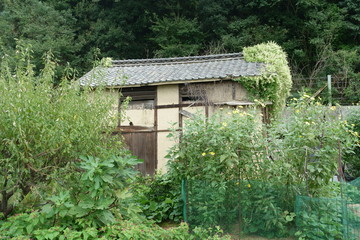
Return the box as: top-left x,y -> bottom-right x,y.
197,0 -> 231,40
150,16 -> 204,57
0,0 -> 357,104
0,0 -> 79,74
222,16 -> 288,52
339,0 -> 360,43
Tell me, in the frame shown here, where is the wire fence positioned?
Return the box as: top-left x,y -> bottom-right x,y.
182,178 -> 360,239
291,76 -> 358,105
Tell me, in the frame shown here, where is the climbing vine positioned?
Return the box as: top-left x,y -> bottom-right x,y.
237,42 -> 292,117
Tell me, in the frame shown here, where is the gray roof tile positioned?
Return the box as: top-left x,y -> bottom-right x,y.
79,53 -> 264,87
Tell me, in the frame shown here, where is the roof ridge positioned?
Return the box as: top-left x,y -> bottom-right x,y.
112,52 -> 243,66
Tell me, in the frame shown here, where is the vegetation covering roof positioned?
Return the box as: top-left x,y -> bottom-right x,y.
79,53 -> 264,87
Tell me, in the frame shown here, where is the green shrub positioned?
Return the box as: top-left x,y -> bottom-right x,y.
295,196 -> 344,240
238,42 -> 292,117
1,214 -> 230,240
102,221 -> 231,240
0,154 -> 231,239
268,97 -> 358,196
167,107 -> 265,182
343,108 -> 360,179
0,44 -> 124,216
167,95 -> 358,237
0,155 -> 142,239
131,173 -> 183,223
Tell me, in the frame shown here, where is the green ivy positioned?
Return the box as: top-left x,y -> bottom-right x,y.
238,42 -> 292,117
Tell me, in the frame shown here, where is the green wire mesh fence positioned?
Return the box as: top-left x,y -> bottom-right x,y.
183,179 -> 304,238
182,178 -> 360,239
295,196 -> 345,239
342,178 -> 360,239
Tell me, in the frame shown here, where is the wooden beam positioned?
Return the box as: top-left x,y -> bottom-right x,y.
156,102 -> 207,109
179,110 -> 195,119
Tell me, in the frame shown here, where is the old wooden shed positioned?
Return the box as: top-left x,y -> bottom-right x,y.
80,53 -> 267,174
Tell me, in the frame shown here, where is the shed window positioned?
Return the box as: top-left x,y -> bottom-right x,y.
180,84 -> 207,103
120,86 -> 156,109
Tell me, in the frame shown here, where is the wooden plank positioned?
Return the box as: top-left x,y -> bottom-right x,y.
120,86 -> 156,101
117,126 -> 154,131
154,88 -> 158,171
121,95 -> 156,101
121,86 -> 156,92
122,131 -> 156,175
179,110 -> 195,119
156,102 -> 207,109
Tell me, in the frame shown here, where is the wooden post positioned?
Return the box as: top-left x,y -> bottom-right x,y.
327,75 -> 332,106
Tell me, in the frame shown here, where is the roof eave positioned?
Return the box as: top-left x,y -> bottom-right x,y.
96,75 -> 260,89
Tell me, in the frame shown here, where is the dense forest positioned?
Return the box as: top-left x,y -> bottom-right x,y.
0,0 -> 359,102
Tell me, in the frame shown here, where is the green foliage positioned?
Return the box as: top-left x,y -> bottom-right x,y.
102,221 -> 231,240
186,180 -> 231,228
238,42 -> 292,117
150,16 -> 204,57
295,196 -> 344,240
0,0 -> 79,74
168,96 -> 356,191
167,107 -> 265,182
315,48 -> 360,104
0,155 -> 142,239
343,108 -> 360,178
340,0 -> 360,41
268,96 -> 358,196
0,210 -> 230,239
0,45 -> 123,216
240,181 -> 297,238
343,181 -> 360,203
1,0 -> 359,98
186,179 -> 299,238
168,95 -> 358,237
131,173 -> 183,223
168,107 -> 292,237
43,155 -> 142,228
222,16 -> 288,53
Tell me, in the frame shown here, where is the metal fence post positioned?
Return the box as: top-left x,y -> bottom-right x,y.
181,179 -> 187,222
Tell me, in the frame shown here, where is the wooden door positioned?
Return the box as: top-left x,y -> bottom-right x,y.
121,126 -> 156,175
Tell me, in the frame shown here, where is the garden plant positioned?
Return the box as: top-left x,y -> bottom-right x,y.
166,95 -> 358,238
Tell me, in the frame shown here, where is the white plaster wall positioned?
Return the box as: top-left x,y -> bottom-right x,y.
156,84 -> 180,171
157,131 -> 177,172
121,109 -> 154,126
157,108 -> 179,130
157,84 -> 180,130
157,85 -> 179,105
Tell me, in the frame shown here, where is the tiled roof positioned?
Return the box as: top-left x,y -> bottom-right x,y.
79,53 -> 265,87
